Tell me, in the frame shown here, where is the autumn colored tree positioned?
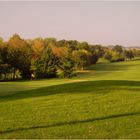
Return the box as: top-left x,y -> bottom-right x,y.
7,34 -> 31,79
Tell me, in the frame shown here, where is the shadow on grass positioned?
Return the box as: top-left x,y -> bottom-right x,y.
0,111 -> 140,134
1,80 -> 140,102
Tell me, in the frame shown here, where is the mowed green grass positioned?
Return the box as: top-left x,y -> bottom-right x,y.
0,60 -> 140,139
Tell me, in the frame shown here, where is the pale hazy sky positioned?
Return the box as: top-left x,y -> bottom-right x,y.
0,1 -> 140,46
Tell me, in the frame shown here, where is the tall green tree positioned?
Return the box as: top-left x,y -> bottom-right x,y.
113,45 -> 123,53
72,49 -> 91,70
125,50 -> 134,60
0,42 -> 11,80
104,51 -> 112,61
34,47 -> 59,78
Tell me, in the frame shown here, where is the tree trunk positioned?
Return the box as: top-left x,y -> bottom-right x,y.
13,68 -> 16,80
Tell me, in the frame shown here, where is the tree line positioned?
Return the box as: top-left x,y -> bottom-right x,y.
0,34 -> 140,81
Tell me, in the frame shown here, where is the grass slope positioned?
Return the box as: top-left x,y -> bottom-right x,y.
0,60 -> 140,138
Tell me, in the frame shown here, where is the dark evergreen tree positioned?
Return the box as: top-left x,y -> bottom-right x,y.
34,47 -> 60,78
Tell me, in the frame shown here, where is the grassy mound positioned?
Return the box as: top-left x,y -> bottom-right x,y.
0,60 -> 140,138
